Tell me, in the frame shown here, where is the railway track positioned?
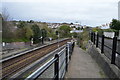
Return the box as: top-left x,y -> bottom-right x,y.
1,39 -> 71,79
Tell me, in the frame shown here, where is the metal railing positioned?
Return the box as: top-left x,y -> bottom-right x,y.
90,32 -> 120,69
25,42 -> 75,80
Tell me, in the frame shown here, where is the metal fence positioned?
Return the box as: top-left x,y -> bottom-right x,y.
90,32 -> 120,69
25,42 -> 75,80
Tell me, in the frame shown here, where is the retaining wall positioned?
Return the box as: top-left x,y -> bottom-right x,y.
86,41 -> 120,79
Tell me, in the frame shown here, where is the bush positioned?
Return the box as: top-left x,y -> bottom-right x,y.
77,29 -> 89,50
58,25 -> 72,38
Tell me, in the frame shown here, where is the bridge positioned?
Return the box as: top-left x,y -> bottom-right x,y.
1,35 -> 120,80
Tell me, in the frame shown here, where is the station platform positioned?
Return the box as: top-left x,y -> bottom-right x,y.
65,45 -> 107,78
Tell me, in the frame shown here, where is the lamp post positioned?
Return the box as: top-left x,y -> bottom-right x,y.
56,31 -> 59,48
41,29 -> 46,44
31,38 -> 33,46
41,36 -> 43,44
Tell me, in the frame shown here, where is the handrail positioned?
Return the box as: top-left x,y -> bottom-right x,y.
58,48 -> 66,57
25,57 -> 56,80
25,42 -> 75,80
98,38 -> 120,55
90,32 -> 120,68
116,51 -> 120,55
104,44 -> 112,50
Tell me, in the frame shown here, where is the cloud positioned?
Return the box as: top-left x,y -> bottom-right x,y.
2,0 -> 120,26
2,0 -> 119,4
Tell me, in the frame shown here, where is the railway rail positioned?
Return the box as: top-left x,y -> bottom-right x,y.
1,39 -> 71,79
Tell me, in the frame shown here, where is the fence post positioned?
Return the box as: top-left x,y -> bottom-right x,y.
73,42 -> 75,50
72,42 -> 74,53
89,32 -> 91,40
54,54 -> 59,80
93,32 -> 95,44
66,45 -> 68,72
101,35 -> 104,53
69,44 -> 72,60
91,32 -> 93,42
111,36 -> 117,64
90,32 -> 92,41
96,33 -> 99,47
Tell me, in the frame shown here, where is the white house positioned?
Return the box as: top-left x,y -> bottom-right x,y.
48,23 -> 61,29
104,32 -> 115,38
70,30 -> 83,33
70,23 -> 82,28
100,24 -> 110,29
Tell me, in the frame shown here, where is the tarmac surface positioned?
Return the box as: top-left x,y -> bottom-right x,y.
65,45 -> 107,78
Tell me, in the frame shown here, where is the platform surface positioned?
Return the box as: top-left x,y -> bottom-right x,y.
65,45 -> 107,78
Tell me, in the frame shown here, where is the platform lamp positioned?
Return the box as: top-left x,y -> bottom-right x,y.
41,29 -> 43,44
56,31 -> 59,48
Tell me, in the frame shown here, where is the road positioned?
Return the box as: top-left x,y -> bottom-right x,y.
98,37 -> 120,53
97,36 -> 120,69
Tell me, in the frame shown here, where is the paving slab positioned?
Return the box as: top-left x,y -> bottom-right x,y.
65,45 -> 107,78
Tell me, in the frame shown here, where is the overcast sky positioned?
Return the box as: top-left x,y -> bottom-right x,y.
1,0 -> 120,26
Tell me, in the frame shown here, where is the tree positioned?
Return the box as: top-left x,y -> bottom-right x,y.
58,25 -> 72,38
24,27 -> 33,39
41,29 -> 47,44
2,8 -> 11,21
2,9 -> 14,42
92,27 -> 103,36
76,27 -> 81,30
17,21 -> 27,28
31,24 -> 41,44
40,25 -> 57,40
29,20 -> 34,23
110,19 -> 120,30
16,28 -> 24,39
71,32 -> 78,38
70,23 -> 73,25
41,29 -> 47,38
15,20 -> 33,41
